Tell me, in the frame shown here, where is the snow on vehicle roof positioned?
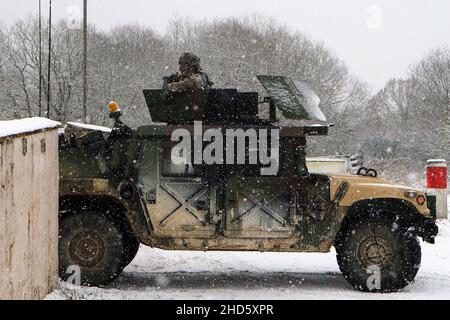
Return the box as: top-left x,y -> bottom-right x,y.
0,117 -> 61,138
66,122 -> 112,133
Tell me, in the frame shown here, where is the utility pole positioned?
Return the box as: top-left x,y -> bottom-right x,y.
38,0 -> 42,117
47,0 -> 52,118
83,0 -> 88,123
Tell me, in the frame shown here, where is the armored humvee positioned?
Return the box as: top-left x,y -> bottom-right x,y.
58,75 -> 438,292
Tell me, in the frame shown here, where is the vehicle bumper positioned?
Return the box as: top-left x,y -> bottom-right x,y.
426,194 -> 437,219
415,218 -> 438,244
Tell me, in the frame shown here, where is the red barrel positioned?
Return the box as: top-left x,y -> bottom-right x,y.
426,160 -> 447,189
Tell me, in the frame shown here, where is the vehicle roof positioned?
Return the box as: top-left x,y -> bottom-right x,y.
135,123 -> 328,138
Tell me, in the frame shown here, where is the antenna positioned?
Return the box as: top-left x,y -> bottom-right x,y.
38,0 -> 42,117
46,0 -> 52,118
83,0 -> 88,123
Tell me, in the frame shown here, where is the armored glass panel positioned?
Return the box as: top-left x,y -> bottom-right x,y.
257,75 -> 326,122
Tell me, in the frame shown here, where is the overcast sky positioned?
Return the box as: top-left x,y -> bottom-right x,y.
0,0 -> 449,90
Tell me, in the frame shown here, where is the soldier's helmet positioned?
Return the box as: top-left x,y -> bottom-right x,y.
179,52 -> 201,73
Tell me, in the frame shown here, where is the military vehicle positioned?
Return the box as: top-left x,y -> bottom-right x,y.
58,75 -> 438,292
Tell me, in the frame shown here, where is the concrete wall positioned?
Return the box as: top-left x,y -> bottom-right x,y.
0,128 -> 59,299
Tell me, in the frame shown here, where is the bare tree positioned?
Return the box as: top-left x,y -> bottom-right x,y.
361,47 -> 449,184
1,14 -> 445,183
0,18 -> 39,117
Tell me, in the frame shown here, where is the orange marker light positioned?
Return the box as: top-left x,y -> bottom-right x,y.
417,195 -> 426,206
108,101 -> 120,113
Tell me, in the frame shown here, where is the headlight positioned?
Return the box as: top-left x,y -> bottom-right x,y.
405,190 -> 417,198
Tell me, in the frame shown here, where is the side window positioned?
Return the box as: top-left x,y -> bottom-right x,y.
160,141 -> 201,177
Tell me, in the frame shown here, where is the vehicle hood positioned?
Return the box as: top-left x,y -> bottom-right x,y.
327,173 -> 423,193
325,173 -> 429,215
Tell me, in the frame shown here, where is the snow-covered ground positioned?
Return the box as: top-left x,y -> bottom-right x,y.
47,196 -> 450,300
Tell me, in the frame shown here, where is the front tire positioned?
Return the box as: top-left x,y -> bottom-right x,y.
59,211 -> 128,286
121,231 -> 140,268
335,218 -> 421,292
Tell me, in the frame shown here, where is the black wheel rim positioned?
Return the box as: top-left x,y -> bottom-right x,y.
68,230 -> 106,268
357,232 -> 394,268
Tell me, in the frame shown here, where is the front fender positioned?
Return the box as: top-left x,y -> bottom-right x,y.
328,175 -> 431,218
59,178 -> 153,243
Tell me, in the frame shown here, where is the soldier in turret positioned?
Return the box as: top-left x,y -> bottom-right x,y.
163,52 -> 213,93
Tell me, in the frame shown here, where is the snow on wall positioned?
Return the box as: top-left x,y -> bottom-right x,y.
0,117 -> 61,138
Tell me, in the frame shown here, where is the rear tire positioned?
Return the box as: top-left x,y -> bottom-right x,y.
335,218 -> 421,292
59,211 -> 128,286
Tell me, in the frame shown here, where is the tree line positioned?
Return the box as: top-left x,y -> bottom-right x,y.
0,15 -> 448,184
